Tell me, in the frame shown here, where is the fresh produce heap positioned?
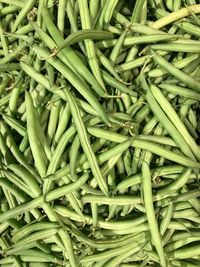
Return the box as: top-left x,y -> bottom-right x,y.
0,0 -> 200,266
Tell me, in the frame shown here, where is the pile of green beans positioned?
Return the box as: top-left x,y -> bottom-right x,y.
0,0 -> 200,266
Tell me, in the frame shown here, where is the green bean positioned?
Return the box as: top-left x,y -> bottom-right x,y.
91,203 -> 98,230
0,133 -> 15,164
88,130 -> 200,168
33,46 -> 110,124
65,0 -> 79,33
0,179 -> 41,220
151,49 -> 200,93
0,238 -> 23,267
176,21 -> 200,37
7,228 -> 59,254
171,209 -> 199,221
0,40 -> 31,64
105,238 -> 149,267
58,228 -> 77,267
0,94 -> 11,108
64,189 -> 84,219
11,0 -> 36,32
88,127 -> 177,147
0,63 -> 20,71
0,0 -> 24,8
57,29 -> 114,52
82,194 -> 141,205
159,83 -> 200,100
116,55 -> 150,72
20,61 -> 66,100
47,99 -> 61,144
46,138 -> 129,181
0,22 -> 8,56
151,43 -> 200,53
0,173 -> 102,222
160,202 -> 173,236
11,249 -> 63,264
0,178 -> 28,203
171,260 -> 198,267
41,7 -> 106,97
169,243 -> 200,259
174,0 -> 181,11
116,165 -> 184,191
127,23 -> 166,35
8,164 -> 41,197
142,162 -> 167,267
69,134 -> 80,179
89,0 -> 99,24
104,0 -> 120,28
2,113 -> 26,136
96,48 -> 122,81
102,70 -> 137,96
45,123 -> 77,178
166,236 -> 200,252
55,205 -> 147,230
63,88 -> 109,196
3,31 -> 33,43
140,75 -> 194,159
45,61 -> 54,87
12,222 -> 59,243
8,85 -> 22,115
151,84 -> 200,160
174,188 -> 200,202
57,0 -> 66,36
78,0 -> 106,92
134,105 -> 149,123
33,111 -> 52,161
54,102 -> 71,143
96,34 -> 179,48
45,173 -> 89,202
0,76 -> 9,97
170,230 -> 200,242
96,0 -> 114,30
110,29 -> 127,65
131,0 -> 145,22
0,121 -> 40,179
73,227 -> 140,249
25,91 -> 47,177
76,97 -> 99,117
151,4 -> 200,29
0,5 -> 20,16
148,54 -> 199,77
2,170 -> 30,197
80,232 -> 148,263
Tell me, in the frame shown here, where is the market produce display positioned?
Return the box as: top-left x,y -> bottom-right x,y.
0,0 -> 200,266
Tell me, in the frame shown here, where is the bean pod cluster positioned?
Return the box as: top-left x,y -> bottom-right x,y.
0,1 -> 200,267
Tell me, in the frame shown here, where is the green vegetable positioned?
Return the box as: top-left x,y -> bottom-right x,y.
0,2 -> 200,267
